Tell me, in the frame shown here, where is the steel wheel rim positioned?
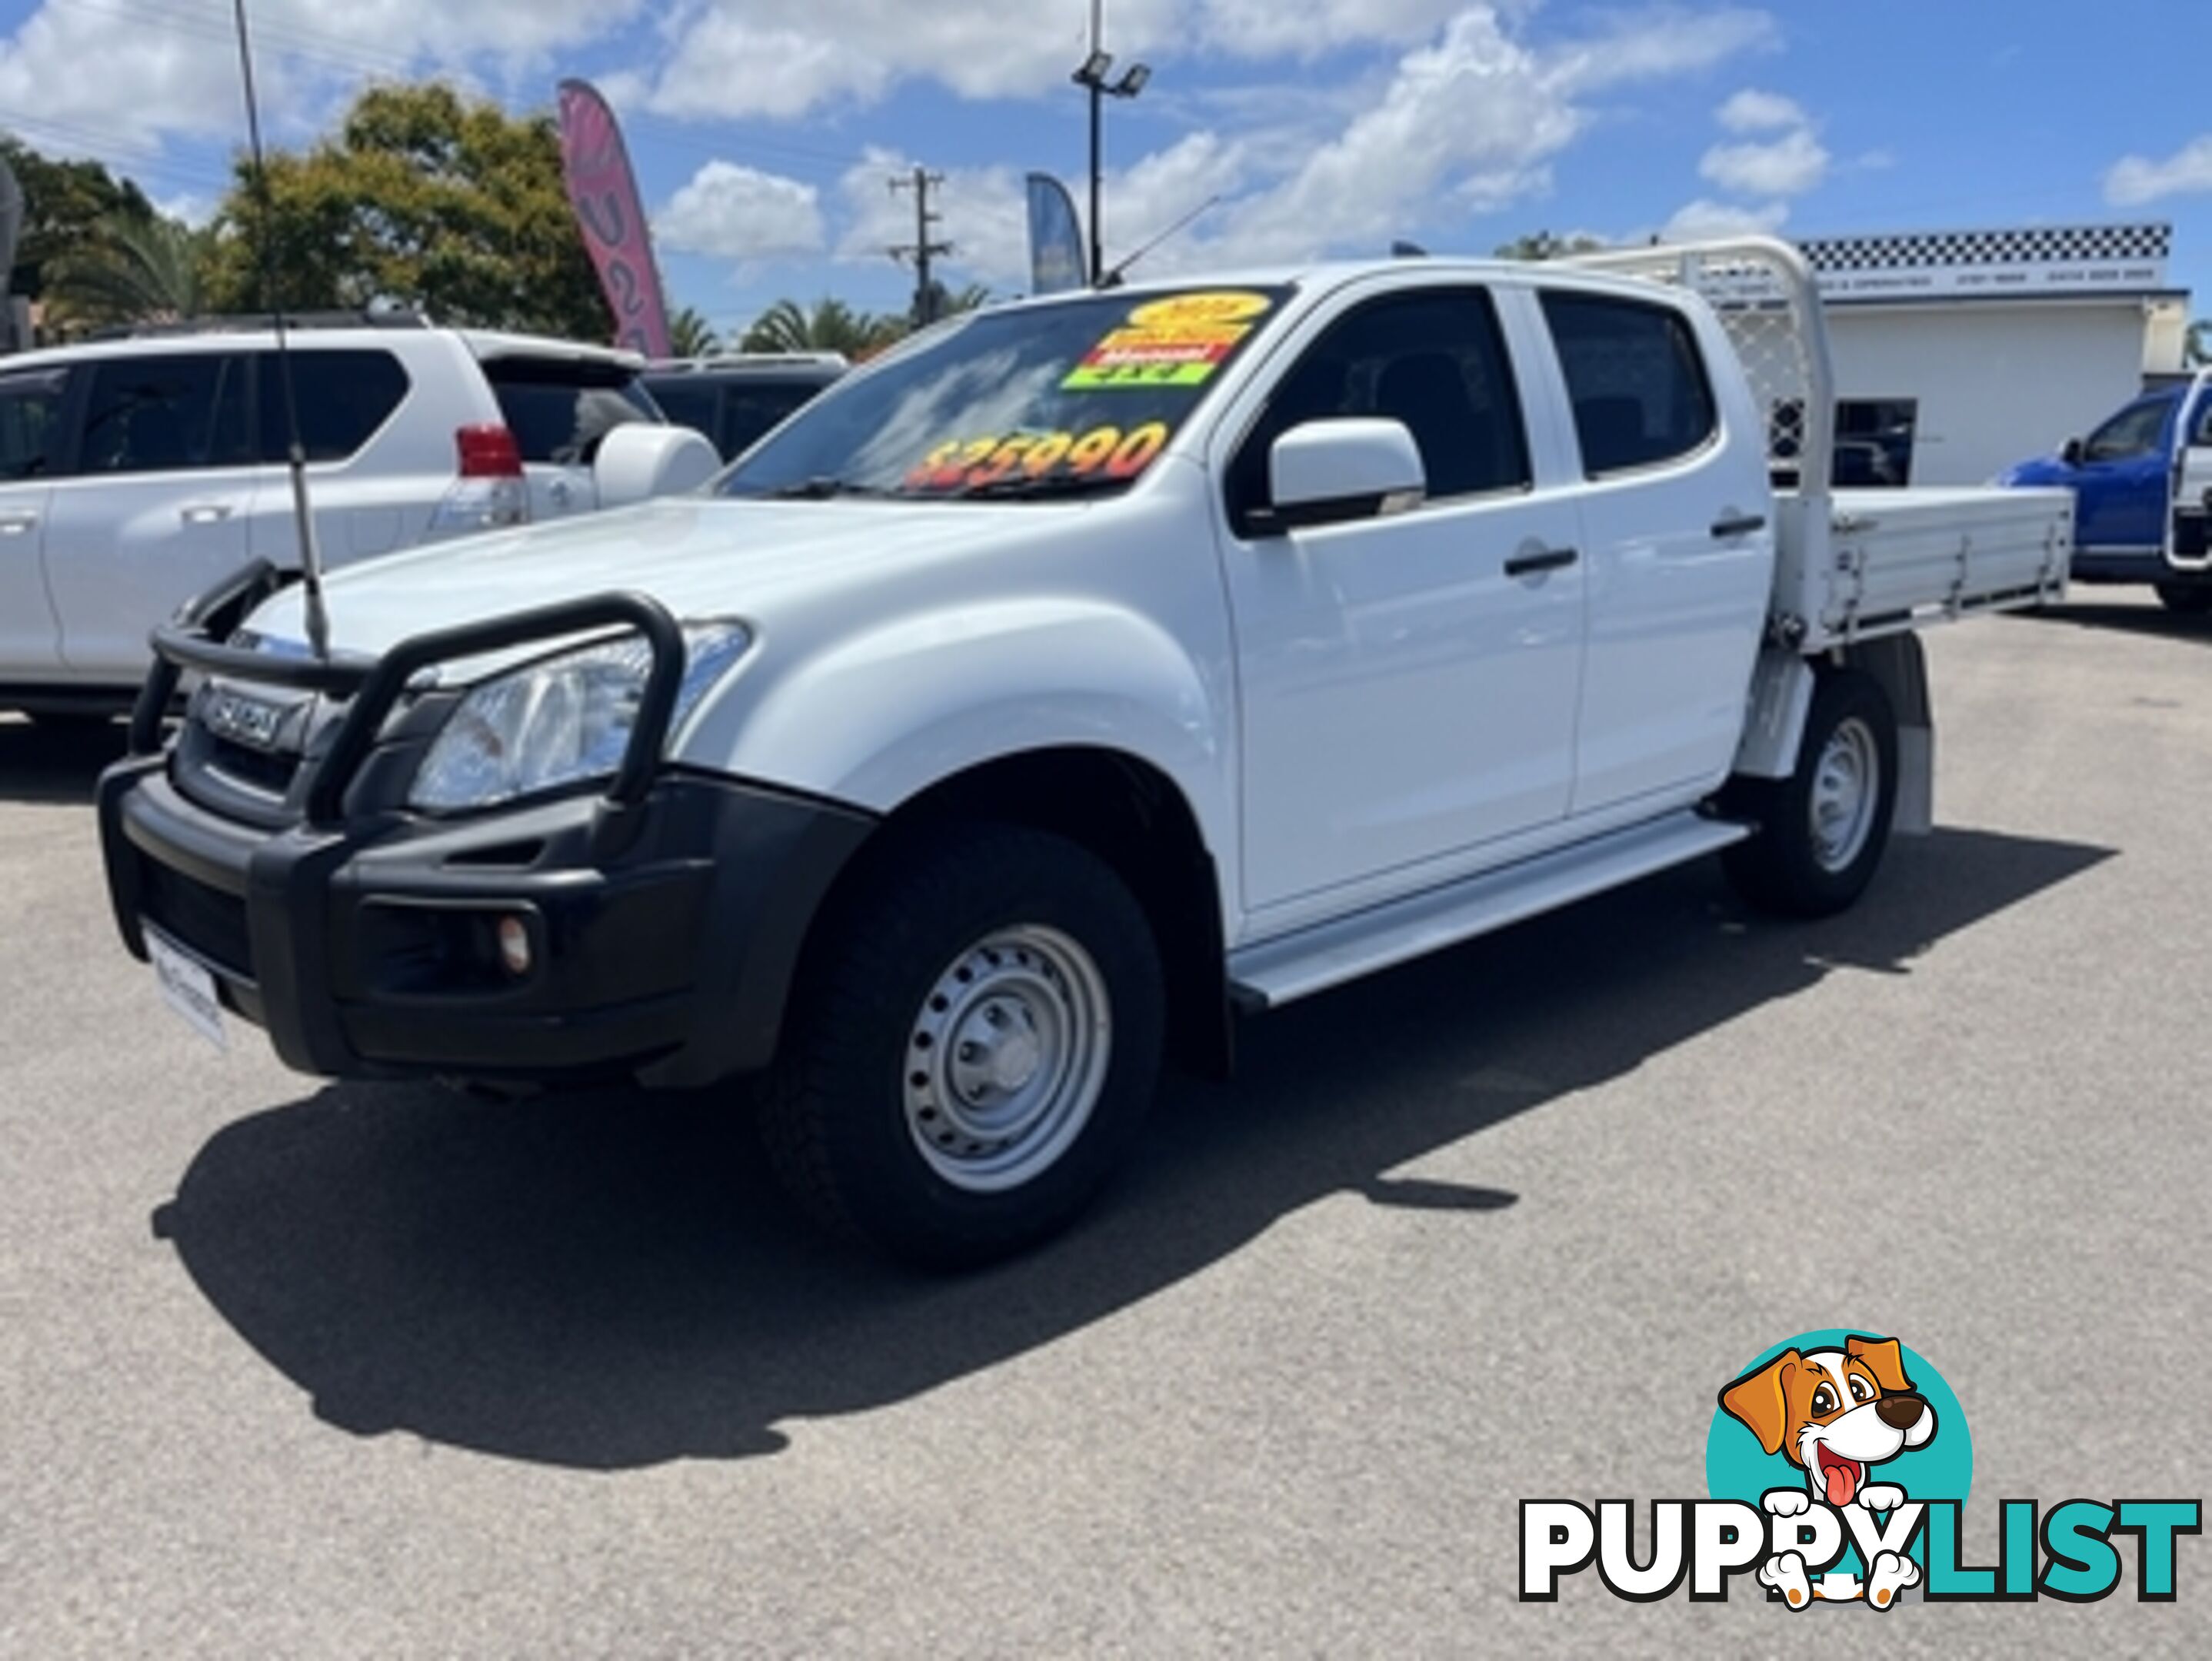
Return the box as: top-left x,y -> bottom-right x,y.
1810,716 -> 1879,873
902,924 -> 1112,1193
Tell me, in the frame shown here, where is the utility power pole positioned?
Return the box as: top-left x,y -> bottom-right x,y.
888,166 -> 954,326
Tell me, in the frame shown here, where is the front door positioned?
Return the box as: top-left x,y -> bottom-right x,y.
2071,394 -> 2174,552
1218,285 -> 1586,912
0,365 -> 70,678
42,351 -> 258,682
2167,371 -> 2212,569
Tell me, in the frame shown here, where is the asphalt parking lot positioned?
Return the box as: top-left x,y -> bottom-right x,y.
2,594 -> 2208,1657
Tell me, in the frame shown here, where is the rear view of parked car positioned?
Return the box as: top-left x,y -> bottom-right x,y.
640,353 -> 847,461
0,313 -> 716,721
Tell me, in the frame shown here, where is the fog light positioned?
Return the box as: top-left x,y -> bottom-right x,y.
496,915 -> 533,977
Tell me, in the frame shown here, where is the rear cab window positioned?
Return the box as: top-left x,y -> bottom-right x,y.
1541,292 -> 1718,475
482,356 -> 658,465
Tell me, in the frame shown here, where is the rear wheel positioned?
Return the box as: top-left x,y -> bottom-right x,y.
758,823 -> 1164,1267
2154,583 -> 2212,614
1722,668 -> 1898,918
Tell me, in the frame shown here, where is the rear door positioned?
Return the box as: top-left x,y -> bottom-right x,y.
478,355 -> 658,518
2166,370 -> 2212,569
249,346 -> 418,564
0,365 -> 70,677
1535,287 -> 1772,817
42,351 -> 257,681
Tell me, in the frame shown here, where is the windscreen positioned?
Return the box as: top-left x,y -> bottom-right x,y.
717,287 -> 1291,501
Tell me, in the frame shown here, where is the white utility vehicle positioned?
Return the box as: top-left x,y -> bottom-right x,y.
0,315 -> 717,719
98,239 -> 2073,1263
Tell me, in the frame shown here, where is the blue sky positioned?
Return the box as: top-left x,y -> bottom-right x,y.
0,0 -> 2206,340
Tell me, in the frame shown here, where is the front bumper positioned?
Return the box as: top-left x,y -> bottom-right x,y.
97,569 -> 873,1090
100,761 -> 872,1087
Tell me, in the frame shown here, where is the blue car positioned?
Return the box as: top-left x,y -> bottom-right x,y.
1998,374 -> 2212,612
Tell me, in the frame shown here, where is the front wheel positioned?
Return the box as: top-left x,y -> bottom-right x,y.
2154,582 -> 2212,615
1721,668 -> 1899,918
758,823 -> 1164,1267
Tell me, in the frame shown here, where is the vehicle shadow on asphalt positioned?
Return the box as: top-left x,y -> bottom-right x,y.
0,715 -> 128,805
2013,601 -> 2212,647
148,824 -> 2110,1470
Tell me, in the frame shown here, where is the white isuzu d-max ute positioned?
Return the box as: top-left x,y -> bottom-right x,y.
98,238 -> 2074,1263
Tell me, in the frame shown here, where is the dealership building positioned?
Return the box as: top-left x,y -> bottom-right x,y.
1786,222 -> 2191,488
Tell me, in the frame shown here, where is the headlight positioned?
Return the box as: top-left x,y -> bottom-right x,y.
408,621 -> 751,811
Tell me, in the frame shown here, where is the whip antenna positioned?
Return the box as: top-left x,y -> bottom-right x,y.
1101,195 -> 1221,287
231,0 -> 331,661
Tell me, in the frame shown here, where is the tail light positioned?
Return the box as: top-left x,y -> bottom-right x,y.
431,424 -> 528,538
456,424 -> 525,479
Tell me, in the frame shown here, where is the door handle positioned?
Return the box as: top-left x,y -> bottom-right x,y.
1711,514 -> 1767,540
0,511 -> 37,534
1504,547 -> 1578,578
180,503 -> 235,525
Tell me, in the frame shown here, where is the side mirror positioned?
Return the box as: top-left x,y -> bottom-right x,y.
1264,418 -> 1426,531
2060,437 -> 2085,467
595,423 -> 722,508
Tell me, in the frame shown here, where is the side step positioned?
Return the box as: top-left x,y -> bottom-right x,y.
1228,810 -> 1750,1010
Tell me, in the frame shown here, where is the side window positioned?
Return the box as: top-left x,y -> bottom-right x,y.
79,354 -> 255,476
0,370 -> 68,481
258,350 -> 409,463
483,358 -> 658,465
1229,287 -> 1531,527
1541,292 -> 1717,475
721,384 -> 822,459
2083,398 -> 2168,463
644,379 -> 720,449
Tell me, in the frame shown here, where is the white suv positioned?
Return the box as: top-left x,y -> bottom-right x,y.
0,315 -> 711,719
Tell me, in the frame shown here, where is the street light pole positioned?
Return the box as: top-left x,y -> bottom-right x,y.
1071,0 -> 1148,289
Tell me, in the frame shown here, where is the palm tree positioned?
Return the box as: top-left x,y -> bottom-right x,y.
43,211 -> 215,331
741,296 -> 907,357
667,304 -> 720,357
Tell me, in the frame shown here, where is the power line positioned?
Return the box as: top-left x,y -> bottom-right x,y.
888,165 -> 953,325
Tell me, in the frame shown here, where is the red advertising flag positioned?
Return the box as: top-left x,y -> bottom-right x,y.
556,78 -> 673,358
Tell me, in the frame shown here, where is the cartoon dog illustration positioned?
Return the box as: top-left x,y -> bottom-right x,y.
1718,1335 -> 1937,1609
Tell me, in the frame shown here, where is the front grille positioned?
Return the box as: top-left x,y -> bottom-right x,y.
140,860 -> 253,980
205,735 -> 301,797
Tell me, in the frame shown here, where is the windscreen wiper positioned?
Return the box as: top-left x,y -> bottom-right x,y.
952,471 -> 1133,501
761,476 -> 898,500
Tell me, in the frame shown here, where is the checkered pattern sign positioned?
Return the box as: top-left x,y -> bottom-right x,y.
1800,224 -> 2171,273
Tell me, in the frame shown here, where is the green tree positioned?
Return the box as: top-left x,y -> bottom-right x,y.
205,82 -> 609,338
42,210 -> 216,330
1494,231 -> 1607,261
667,305 -> 720,357
2188,320 -> 2210,369
0,134 -> 154,301
741,296 -> 907,357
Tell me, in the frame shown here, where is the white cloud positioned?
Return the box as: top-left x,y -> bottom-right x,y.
1662,197 -> 1788,239
1715,88 -> 1804,132
1699,125 -> 1828,196
639,2 -> 1771,123
658,161 -> 826,265
0,0 -> 644,155
155,192 -> 215,229
2105,135 -> 2212,206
